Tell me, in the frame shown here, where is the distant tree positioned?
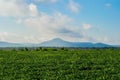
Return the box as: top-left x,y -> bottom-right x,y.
61,47 -> 65,50
20,48 -> 24,51
36,48 -> 39,51
12,48 -> 16,51
61,47 -> 68,51
43,48 -> 48,51
24,47 -> 29,51
52,48 -> 57,51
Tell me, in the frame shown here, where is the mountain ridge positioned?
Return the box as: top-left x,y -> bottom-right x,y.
0,38 -> 113,47
40,38 -> 111,47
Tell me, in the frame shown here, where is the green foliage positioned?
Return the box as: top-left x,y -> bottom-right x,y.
36,47 -> 42,51
24,47 -> 29,51
0,48 -> 120,80
52,48 -> 58,51
61,47 -> 68,51
42,48 -> 48,51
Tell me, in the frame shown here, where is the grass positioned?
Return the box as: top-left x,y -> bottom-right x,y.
0,48 -> 120,80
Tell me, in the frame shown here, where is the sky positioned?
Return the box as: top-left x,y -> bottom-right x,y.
0,0 -> 120,45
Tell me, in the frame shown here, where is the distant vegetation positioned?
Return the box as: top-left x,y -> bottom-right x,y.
0,48 -> 120,79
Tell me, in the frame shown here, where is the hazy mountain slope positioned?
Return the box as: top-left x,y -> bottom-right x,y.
40,38 -> 111,47
0,42 -> 21,47
0,38 -> 112,47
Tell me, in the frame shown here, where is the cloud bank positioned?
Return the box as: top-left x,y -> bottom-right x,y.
68,0 -> 80,13
0,0 -> 113,44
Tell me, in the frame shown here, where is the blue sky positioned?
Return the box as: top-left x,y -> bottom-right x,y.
0,0 -> 120,44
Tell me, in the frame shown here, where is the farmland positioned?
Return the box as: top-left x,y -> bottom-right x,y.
0,48 -> 120,80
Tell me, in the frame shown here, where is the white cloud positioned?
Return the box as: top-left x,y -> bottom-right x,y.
103,37 -> 109,42
29,3 -> 38,16
0,31 -> 20,42
82,24 -> 92,30
0,31 -> 43,43
0,0 -> 95,43
68,0 -> 80,13
34,0 -> 57,3
0,0 -> 27,17
21,12 -> 84,41
96,36 -> 110,44
0,0 -> 39,17
0,0 -> 85,43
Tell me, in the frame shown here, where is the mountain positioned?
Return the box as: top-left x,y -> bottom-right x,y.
40,38 -> 72,47
40,38 -> 111,47
0,38 -> 112,48
113,45 -> 120,47
0,42 -> 35,47
0,41 -> 21,47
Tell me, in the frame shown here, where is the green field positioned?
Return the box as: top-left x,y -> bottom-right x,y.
0,48 -> 120,80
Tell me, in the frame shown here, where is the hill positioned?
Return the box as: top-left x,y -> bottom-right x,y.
0,38 -> 112,47
40,38 -> 111,48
